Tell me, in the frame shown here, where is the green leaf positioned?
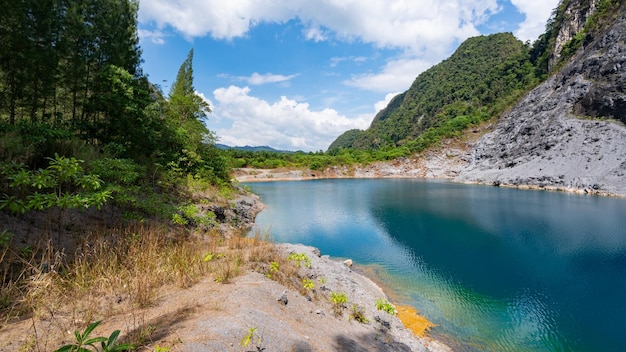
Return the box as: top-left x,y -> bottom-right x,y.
81,320 -> 102,341
83,336 -> 107,346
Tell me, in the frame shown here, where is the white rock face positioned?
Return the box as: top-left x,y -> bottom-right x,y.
551,0 -> 598,70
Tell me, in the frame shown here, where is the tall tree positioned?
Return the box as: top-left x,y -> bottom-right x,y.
165,49 -> 224,174
167,48 -> 211,147
168,48 -> 210,123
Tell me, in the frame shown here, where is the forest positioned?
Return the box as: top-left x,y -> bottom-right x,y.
0,0 -> 232,220
0,3 -> 241,346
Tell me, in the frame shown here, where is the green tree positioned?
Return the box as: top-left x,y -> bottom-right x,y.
165,48 -> 219,174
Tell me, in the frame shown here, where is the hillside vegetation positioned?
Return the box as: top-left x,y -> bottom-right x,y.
329,33 -> 539,152
328,33 -> 540,152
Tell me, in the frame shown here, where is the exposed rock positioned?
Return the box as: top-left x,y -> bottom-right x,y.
202,192 -> 265,237
458,8 -> 626,197
343,259 -> 353,267
277,290 -> 288,305
551,0 -> 598,70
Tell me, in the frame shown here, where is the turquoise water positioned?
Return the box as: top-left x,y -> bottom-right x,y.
245,179 -> 626,351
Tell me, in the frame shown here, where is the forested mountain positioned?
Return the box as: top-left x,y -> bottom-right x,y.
329,32 -> 539,152
329,0 -> 623,154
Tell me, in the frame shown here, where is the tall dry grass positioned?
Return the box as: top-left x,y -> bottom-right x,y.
0,224 -> 300,350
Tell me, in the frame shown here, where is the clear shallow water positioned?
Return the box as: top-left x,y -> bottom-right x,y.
246,179 -> 626,351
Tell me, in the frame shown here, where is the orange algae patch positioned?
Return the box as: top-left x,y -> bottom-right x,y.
397,305 -> 437,338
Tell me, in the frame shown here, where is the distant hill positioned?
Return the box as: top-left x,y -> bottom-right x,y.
216,144 -> 294,153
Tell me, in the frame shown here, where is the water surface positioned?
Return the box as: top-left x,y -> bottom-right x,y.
246,179 -> 626,351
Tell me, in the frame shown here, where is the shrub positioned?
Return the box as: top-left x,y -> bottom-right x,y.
375,298 -> 397,315
330,291 -> 348,316
287,252 -> 311,268
349,304 -> 369,324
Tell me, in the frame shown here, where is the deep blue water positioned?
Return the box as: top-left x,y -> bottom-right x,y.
245,179 -> 626,351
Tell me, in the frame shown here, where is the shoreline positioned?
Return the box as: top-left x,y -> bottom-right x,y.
240,177 -> 452,352
235,167 -> 626,198
277,243 -> 452,351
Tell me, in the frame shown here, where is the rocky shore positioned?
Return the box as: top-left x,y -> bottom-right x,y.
154,243 -> 450,352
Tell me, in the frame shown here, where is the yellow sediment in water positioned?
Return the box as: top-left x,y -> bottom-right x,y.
396,305 -> 437,338
354,264 -> 437,338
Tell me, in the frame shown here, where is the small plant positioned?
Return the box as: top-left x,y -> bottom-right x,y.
318,277 -> 326,285
287,252 -> 311,268
375,298 -> 397,315
270,261 -> 279,273
0,229 -> 13,247
171,213 -> 188,225
55,320 -> 133,352
330,291 -> 348,316
154,345 -> 170,352
100,329 -> 133,352
349,304 -> 369,324
302,278 -> 314,292
240,327 -> 261,348
203,252 -> 223,262
266,261 -> 280,278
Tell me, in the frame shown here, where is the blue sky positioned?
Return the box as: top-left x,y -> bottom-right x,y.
137,0 -> 559,151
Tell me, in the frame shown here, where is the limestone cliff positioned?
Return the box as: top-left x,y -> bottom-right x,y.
550,0 -> 598,70
458,3 -> 626,195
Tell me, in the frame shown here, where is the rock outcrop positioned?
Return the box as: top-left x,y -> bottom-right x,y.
550,0 -> 598,70
458,6 -> 626,196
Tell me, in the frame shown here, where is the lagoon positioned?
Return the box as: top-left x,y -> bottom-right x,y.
246,179 -> 626,351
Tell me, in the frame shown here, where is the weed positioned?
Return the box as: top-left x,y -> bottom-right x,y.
330,291 -> 348,317
375,298 -> 397,315
270,261 -> 279,273
171,213 -> 188,226
0,229 -> 13,247
287,252 -> 311,268
302,279 -> 314,292
203,252 -> 223,262
55,320 -> 133,352
349,304 -> 369,324
240,327 -> 259,348
265,261 -> 280,278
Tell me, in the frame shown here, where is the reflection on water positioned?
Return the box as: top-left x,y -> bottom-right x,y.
247,179 -> 626,351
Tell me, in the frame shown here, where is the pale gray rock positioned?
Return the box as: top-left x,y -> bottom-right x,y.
458,9 -> 626,196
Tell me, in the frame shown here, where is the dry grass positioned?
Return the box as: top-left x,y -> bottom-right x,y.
0,223 -> 301,351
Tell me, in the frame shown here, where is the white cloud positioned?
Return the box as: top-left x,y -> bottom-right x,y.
344,57 -> 434,92
209,86 -> 373,151
304,26 -> 328,42
218,72 -> 299,86
138,29 -> 166,44
330,56 -> 368,68
248,72 -> 299,85
375,92 -> 402,112
510,0 -> 560,42
139,0 -> 500,51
